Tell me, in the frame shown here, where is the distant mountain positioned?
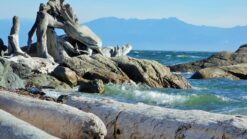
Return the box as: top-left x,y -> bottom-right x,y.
1,17 -> 247,51
85,17 -> 247,51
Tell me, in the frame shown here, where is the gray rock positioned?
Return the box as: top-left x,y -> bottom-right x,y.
113,56 -> 191,89
52,66 -> 78,86
170,45 -> 247,73
78,79 -> 105,94
191,64 -> 247,80
0,58 -> 25,89
26,74 -> 72,91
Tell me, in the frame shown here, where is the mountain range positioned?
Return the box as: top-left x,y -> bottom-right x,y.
1,17 -> 247,51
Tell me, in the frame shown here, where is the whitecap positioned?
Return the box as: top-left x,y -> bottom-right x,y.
130,90 -> 188,105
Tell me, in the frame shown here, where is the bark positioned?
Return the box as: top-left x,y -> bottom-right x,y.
0,91 -> 107,139
64,96 -> 247,139
8,16 -> 29,57
0,109 -> 58,139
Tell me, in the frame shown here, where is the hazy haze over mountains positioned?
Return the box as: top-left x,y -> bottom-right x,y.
1,17 -> 247,52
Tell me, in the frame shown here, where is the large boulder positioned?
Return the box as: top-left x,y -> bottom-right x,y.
62,54 -> 131,84
170,45 -> 247,73
78,79 -> 105,94
52,66 -> 78,86
113,56 -> 191,89
191,64 -> 247,80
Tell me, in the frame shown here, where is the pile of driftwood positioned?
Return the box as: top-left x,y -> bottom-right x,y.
0,0 -> 132,63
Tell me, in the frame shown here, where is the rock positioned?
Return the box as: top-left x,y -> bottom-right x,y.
0,109 -> 58,139
0,91 -> 107,139
64,95 -> 247,139
191,64 -> 247,80
78,79 -> 105,94
0,58 -> 25,89
52,66 -> 78,86
63,54 -> 191,89
113,56 -> 191,89
170,45 -> 247,73
26,74 -> 72,91
62,54 -> 131,84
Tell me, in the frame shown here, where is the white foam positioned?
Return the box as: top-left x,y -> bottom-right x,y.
129,90 -> 188,105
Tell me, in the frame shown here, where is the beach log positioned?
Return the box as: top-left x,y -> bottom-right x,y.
0,91 -> 107,139
0,109 -> 58,139
64,95 -> 247,139
8,16 -> 29,58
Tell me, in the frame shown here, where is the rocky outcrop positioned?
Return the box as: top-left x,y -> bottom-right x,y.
0,109 -> 58,139
113,56 -> 191,89
170,45 -> 247,73
63,95 -> 247,139
63,55 -> 191,89
1,53 -> 191,91
191,64 -> 247,80
0,91 -> 107,139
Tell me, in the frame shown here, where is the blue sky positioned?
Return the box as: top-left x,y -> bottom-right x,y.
1,0 -> 247,27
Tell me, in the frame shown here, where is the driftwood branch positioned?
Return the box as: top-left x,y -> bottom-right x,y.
8,16 -> 29,58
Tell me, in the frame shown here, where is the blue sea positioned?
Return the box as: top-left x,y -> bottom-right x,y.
61,51 -> 247,115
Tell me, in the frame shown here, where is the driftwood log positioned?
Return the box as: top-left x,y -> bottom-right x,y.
0,91 -> 107,139
28,0 -> 102,61
63,96 -> 247,139
8,16 -> 29,58
0,109 -> 58,139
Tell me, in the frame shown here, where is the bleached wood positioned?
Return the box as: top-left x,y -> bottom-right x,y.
0,91 -> 107,139
0,109 -> 58,139
65,95 -> 247,139
8,16 -> 29,58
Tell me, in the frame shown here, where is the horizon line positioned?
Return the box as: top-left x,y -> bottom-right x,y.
1,16 -> 246,29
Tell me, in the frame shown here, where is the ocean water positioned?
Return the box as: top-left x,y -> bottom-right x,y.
72,50 -> 247,115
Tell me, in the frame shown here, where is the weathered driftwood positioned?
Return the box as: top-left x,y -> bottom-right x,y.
28,0 -> 102,60
0,109 -> 58,139
0,91 -> 107,139
8,16 -> 29,58
101,44 -> 132,58
64,96 -> 247,139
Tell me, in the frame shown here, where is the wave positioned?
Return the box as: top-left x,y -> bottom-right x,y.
104,84 -> 232,107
